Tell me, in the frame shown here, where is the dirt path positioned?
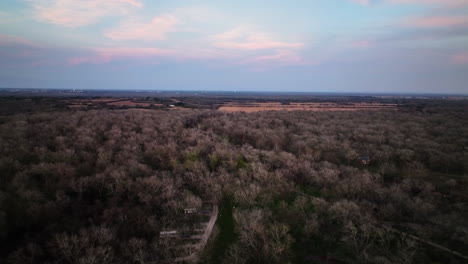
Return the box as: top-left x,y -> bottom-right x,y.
175,204 -> 219,263
200,205 -> 219,247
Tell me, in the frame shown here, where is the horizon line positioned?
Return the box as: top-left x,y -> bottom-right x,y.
1,87 -> 468,97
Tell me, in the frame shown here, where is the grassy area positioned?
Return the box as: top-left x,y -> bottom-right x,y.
299,185 -> 322,197
205,197 -> 237,264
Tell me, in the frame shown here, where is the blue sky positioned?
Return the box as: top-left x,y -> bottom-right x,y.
0,0 -> 467,93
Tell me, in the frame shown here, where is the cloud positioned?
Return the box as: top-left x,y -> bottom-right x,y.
68,46 -> 237,66
0,34 -> 75,68
103,6 -> 222,41
245,50 -> 308,67
1,34 -> 178,67
68,47 -> 175,65
207,27 -> 306,68
105,15 -> 178,41
351,40 -> 372,48
348,0 -> 371,5
19,4 -> 307,69
212,27 -> 304,50
349,0 -> 468,6
0,34 -> 40,47
32,0 -> 142,27
387,0 -> 468,6
451,52 -> 468,64
24,1 -> 307,68
405,16 -> 468,28
0,11 -> 26,24
67,42 -> 307,69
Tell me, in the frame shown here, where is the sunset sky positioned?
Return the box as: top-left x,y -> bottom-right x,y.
0,0 -> 467,93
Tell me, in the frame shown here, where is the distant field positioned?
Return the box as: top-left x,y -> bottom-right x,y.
66,99 -> 163,108
218,102 -> 398,112
106,100 -> 158,107
82,98 -> 117,102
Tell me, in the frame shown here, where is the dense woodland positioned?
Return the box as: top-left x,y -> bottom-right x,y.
0,97 -> 467,264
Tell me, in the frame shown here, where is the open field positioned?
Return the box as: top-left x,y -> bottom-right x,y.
78,98 -> 117,102
66,99 -> 163,108
218,102 -> 398,112
106,100 -> 159,107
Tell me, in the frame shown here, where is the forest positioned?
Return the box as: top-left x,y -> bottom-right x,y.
0,96 -> 467,264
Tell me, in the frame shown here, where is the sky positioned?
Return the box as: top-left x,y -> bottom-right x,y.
0,0 -> 467,94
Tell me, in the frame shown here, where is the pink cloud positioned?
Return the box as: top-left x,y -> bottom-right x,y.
208,27 -> 307,68
451,52 -> 468,64
351,40 -> 372,48
212,27 -> 304,50
68,24 -> 307,68
351,0 -> 468,6
388,0 -> 468,6
33,0 -> 142,27
0,35 -> 68,68
405,16 -> 468,27
215,39 -> 303,50
0,34 -> 39,47
105,15 -> 178,41
68,47 -> 174,65
245,50 -> 307,66
67,44 -> 309,69
348,0 -> 371,5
